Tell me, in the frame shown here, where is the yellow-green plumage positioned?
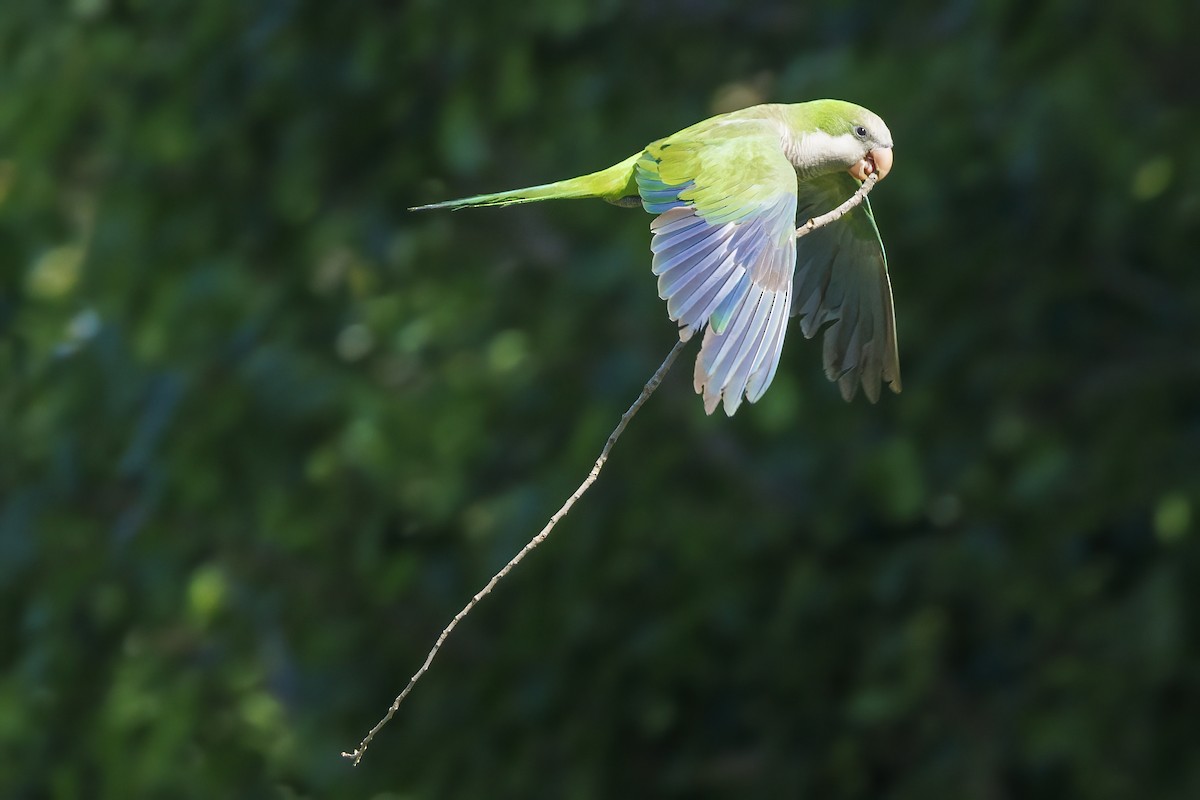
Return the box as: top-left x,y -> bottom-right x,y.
412,100 -> 900,415
409,153 -> 642,210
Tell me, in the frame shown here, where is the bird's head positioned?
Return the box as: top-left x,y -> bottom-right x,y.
794,100 -> 894,182
843,106 -> 893,182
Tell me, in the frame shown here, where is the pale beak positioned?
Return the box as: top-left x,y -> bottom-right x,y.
848,146 -> 894,182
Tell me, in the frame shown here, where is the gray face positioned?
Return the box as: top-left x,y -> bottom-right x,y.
848,110 -> 893,152
844,111 -> 894,181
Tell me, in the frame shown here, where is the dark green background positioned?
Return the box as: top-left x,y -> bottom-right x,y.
3,1 -> 1198,797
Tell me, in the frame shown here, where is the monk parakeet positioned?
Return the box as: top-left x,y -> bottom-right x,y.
413,99 -> 900,415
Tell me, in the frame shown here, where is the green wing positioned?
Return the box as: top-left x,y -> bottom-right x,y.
637,119 -> 799,415
791,172 -> 901,402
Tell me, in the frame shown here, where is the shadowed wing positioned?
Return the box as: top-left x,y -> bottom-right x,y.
637,121 -> 798,415
791,172 -> 901,402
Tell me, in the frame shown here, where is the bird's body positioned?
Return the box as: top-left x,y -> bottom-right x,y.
413,99 -> 901,414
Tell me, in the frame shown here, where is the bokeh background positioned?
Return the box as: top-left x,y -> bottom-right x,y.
3,1 -> 1199,797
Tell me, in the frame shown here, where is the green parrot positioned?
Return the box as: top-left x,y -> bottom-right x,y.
413,99 -> 900,415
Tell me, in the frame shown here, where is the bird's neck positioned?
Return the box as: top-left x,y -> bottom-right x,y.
781,128 -> 857,180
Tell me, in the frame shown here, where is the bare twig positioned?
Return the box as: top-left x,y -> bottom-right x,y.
343,174 -> 880,766
342,338 -> 688,765
796,172 -> 878,239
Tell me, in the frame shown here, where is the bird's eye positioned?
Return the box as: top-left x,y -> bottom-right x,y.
854,125 -> 868,138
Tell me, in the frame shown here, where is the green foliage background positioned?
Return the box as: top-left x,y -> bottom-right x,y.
3,1 -> 1199,797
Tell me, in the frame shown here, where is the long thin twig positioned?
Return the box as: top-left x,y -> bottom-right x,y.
342,339 -> 688,765
343,173 -> 880,765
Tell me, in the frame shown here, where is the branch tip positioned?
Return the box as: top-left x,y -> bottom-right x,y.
342,338 -> 687,764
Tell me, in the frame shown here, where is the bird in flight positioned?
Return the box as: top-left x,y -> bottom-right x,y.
412,99 -> 900,415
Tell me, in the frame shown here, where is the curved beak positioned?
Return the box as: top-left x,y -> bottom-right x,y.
848,146 -> 894,182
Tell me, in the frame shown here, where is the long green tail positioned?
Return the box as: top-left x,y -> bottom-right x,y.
410,152 -> 642,211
